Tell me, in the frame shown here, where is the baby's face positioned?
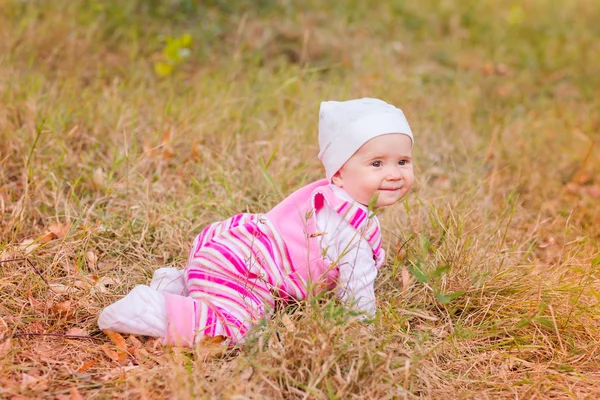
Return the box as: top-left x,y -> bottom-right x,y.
332,133 -> 414,208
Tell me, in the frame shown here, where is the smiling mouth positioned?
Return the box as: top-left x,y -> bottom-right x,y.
379,188 -> 402,191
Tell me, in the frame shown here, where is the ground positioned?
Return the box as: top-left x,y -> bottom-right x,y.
1,1 -> 599,399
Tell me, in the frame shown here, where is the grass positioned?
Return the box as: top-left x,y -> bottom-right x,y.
1,0 -> 599,398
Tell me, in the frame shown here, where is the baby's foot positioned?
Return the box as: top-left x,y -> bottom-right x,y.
149,267 -> 187,295
98,285 -> 167,338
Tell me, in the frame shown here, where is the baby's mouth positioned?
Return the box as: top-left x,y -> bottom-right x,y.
379,183 -> 404,191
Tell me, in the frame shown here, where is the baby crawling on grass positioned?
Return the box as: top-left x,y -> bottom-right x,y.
98,98 -> 414,346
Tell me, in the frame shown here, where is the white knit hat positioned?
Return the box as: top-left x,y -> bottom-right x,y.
318,98 -> 413,181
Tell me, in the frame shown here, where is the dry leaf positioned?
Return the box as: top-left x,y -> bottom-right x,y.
565,182 -> 579,194
281,314 -> 296,333
20,373 -> 37,389
51,301 -> 73,316
49,283 -> 78,294
574,172 -> 593,185
144,338 -> 163,354
85,251 -> 97,269
481,62 -> 494,76
191,138 -> 202,161
104,330 -> 127,351
48,223 -> 69,239
401,265 -> 410,292
70,387 -> 84,400
495,63 -> 509,75
100,344 -> 119,362
19,239 -> 39,255
118,351 -> 129,365
93,277 -> 116,294
161,126 -> 174,159
395,243 -> 407,261
0,317 -> 11,358
240,366 -> 254,381
128,335 -> 143,349
66,327 -> 88,337
37,231 -> 55,244
73,280 -> 90,290
92,167 -> 106,189
196,335 -> 227,358
587,185 -> 599,198
77,359 -> 98,373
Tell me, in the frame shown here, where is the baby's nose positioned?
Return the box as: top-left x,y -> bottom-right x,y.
386,170 -> 403,180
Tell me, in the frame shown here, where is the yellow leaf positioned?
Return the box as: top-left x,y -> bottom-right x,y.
154,62 -> 173,77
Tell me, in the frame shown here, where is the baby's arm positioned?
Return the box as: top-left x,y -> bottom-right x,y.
335,240 -> 377,318
316,206 -> 378,319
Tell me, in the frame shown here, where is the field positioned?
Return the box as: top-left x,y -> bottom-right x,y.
1,0 -> 599,398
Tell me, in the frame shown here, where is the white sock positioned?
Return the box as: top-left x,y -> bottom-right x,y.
98,285 -> 168,338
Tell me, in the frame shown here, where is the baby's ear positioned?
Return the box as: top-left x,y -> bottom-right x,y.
331,171 -> 343,188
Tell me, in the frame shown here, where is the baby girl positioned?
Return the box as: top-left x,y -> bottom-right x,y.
98,98 -> 414,346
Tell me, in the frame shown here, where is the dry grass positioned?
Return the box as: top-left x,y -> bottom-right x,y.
1,0 -> 599,398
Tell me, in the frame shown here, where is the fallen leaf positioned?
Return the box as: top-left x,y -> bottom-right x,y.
70,387 -> 84,400
281,314 -> 296,333
37,231 -> 55,244
94,277 -> 117,294
240,366 -> 254,381
100,344 -> 119,362
104,330 -> 127,351
196,335 -> 227,358
118,351 -> 129,365
66,327 -> 88,337
85,251 -> 97,269
131,346 -> 149,361
401,265 -> 410,292
191,139 -> 202,161
481,62 -> 494,76
48,223 -> 70,239
395,243 -> 407,261
20,373 -> 37,388
76,359 -> 98,373
19,239 -> 39,255
161,126 -> 174,159
0,317 -> 11,358
495,63 -> 509,75
92,168 -> 106,189
538,236 -> 556,249
574,172 -> 593,185
587,185 -> 599,198
145,338 -> 163,353
565,182 -> 579,194
73,280 -> 90,290
49,283 -> 78,294
51,301 -> 73,316
128,335 -> 143,349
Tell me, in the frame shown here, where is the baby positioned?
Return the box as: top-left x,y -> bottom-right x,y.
98,98 -> 414,346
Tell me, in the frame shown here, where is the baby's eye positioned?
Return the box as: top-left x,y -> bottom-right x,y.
398,160 -> 407,166
371,161 -> 382,167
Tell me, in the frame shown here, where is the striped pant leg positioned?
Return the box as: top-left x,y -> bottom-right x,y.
184,215 -> 275,343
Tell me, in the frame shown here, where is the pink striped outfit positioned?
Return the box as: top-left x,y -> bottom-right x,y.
163,179 -> 385,346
